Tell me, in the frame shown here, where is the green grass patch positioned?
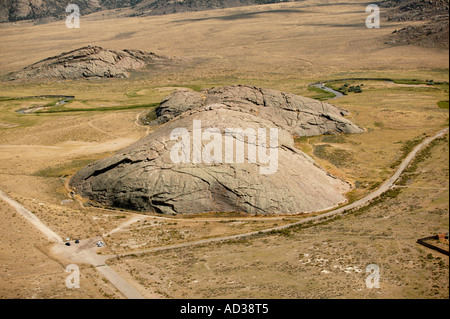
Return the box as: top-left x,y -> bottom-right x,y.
392,79 -> 435,85
321,135 -> 346,144
438,101 -> 449,110
307,86 -> 335,101
158,84 -> 204,92
389,136 -> 426,169
374,121 -> 385,128
34,154 -> 113,178
0,97 -> 17,101
397,136 -> 449,186
125,90 -> 140,98
313,144 -> 354,168
36,103 -> 159,114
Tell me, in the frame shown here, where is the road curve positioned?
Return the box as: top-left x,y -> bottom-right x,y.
115,127 -> 450,258
1,127 -> 447,299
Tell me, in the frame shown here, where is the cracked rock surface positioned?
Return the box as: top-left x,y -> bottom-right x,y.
9,45 -> 168,80
70,86 -> 363,215
150,85 -> 363,137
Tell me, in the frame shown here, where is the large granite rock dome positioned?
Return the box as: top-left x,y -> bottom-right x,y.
70,86 -> 364,215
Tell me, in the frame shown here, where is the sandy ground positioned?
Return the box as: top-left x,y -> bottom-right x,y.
107,135 -> 448,299
0,1 -> 448,77
0,0 -> 448,299
1,124 -> 447,299
0,200 -> 123,298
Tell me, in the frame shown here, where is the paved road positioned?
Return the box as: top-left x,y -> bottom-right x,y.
0,189 -> 63,243
0,189 -> 145,299
1,126 -> 448,299
115,127 -> 449,258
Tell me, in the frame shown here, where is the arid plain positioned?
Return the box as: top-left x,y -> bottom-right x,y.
0,0 -> 448,298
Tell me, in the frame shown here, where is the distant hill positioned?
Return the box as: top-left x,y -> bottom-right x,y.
8,45 -> 170,80
2,0 -> 448,50
381,0 -> 449,21
0,0 -> 293,23
0,0 -> 102,22
382,0 -> 449,48
129,0 -> 291,16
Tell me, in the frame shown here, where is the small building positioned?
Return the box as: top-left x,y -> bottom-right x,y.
437,233 -> 449,243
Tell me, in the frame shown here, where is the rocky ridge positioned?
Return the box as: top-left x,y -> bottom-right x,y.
0,0 -> 300,23
9,45 -> 169,80
383,0 -> 449,48
146,85 -> 364,137
70,86 -> 364,216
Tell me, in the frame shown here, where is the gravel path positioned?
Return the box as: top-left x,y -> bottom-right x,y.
1,126 -> 447,299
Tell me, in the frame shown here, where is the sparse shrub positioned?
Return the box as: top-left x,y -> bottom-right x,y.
353,85 -> 362,93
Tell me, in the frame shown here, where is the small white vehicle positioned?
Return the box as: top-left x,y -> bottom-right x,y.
96,241 -> 106,247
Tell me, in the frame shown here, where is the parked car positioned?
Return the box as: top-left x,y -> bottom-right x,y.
96,241 -> 106,247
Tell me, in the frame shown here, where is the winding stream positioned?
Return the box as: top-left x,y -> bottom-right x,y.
15,95 -> 75,114
12,79 -> 443,115
310,83 -> 343,99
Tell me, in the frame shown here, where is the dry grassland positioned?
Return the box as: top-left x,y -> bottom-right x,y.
108,137 -> 449,299
0,0 -> 448,298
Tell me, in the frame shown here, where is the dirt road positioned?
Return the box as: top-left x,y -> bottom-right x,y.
0,189 -> 145,299
0,189 -> 63,243
1,126 -> 447,299
49,237 -> 145,299
115,127 -> 450,258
